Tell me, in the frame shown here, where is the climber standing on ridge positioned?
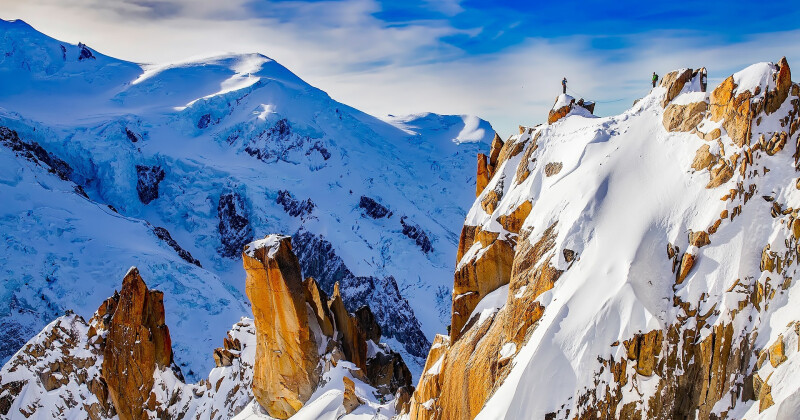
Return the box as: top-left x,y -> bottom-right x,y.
562,77 -> 567,94
652,72 -> 659,88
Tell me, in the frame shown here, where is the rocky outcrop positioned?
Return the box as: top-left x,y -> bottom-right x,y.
410,58 -> 800,420
410,224 -> 561,420
342,376 -> 363,414
451,229 -> 514,341
359,195 -> 392,219
244,234 -> 414,418
98,267 -> 178,420
276,189 -> 315,218
1,236 -> 414,419
243,235 -> 323,419
152,226 -> 202,267
400,216 -> 433,253
328,282 -> 368,372
0,313 -> 111,419
135,165 -> 165,205
663,101 -> 708,132
291,231 -> 430,360
766,57 -> 792,115
660,68 -> 694,107
218,190 -> 253,258
1,126 -> 74,182
1,271 -> 254,420
476,153 -> 489,196
548,94 -> 595,124
487,133 -> 504,176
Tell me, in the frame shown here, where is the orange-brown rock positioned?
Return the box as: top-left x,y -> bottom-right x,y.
456,225 -> 478,263
548,97 -> 595,124
303,277 -> 335,337
480,188 -> 502,214
548,103 -> 572,124
329,282 -> 368,372
101,267 -> 175,420
676,252 -> 695,284
497,201 -> 532,234
476,153 -> 489,197
691,144 -> 717,171
243,235 -> 323,419
759,374 -> 775,413
624,330 -> 663,376
709,75 -> 753,147
765,57 -> 791,114
487,133 -> 504,176
513,131 -> 540,185
574,322 -> 751,419
660,68 -> 694,107
394,385 -> 414,415
451,234 -> 514,341
411,225 -> 561,420
663,101 -> 707,132
768,335 -> 787,367
494,137 -> 526,175
688,230 -> 710,248
707,162 -> 734,188
342,376 -> 363,414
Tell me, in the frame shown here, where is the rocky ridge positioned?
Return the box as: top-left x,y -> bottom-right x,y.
0,236 -> 413,419
408,58 -> 800,419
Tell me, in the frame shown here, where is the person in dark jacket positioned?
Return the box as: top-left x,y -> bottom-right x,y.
652,72 -> 658,88
700,68 -> 708,92
562,77 -> 567,94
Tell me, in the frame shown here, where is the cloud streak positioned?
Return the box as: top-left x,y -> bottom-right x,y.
1,0 -> 799,138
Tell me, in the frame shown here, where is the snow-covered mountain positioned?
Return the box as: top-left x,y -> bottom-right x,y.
408,60 -> 800,419
0,18 -> 494,380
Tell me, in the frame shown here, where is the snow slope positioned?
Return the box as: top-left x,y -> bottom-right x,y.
442,61 -> 800,418
0,18 -> 494,379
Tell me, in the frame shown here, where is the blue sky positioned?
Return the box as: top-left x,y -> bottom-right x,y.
2,0 -> 799,137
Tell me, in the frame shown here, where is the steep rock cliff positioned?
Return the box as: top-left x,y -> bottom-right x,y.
410,58 -> 800,419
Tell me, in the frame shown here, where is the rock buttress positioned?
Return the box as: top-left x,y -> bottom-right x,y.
101,267 -> 176,420
243,234 -> 322,419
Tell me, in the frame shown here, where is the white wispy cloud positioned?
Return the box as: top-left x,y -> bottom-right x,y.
1,0 -> 798,139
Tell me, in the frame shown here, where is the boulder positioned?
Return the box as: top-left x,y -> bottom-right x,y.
676,252 -> 695,284
688,230 -> 711,248
342,376 -> 363,414
663,101 -> 707,132
660,68 -> 694,107
691,144 -> 717,171
707,162 -> 734,188
769,335 -> 787,368
544,162 -> 563,177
